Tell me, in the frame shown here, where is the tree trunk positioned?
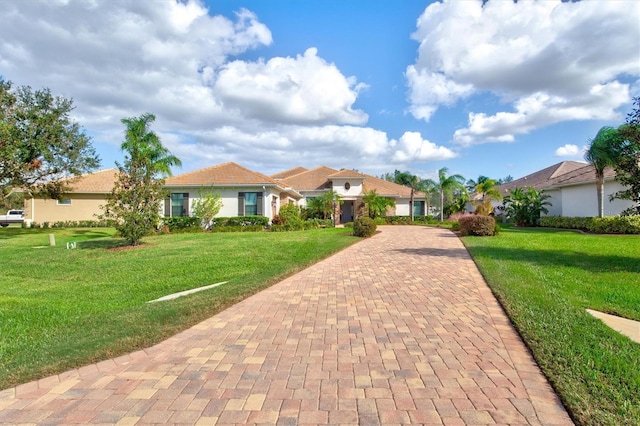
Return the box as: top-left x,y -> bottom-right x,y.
597,174 -> 604,218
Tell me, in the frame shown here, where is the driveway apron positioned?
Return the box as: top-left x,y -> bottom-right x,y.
0,226 -> 573,425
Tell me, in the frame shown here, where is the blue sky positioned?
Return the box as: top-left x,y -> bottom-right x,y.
1,0 -> 638,183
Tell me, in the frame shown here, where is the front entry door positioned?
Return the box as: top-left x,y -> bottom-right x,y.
340,200 -> 354,224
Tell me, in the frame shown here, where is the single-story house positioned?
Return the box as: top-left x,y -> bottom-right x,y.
489,161 -> 634,217
273,166 -> 425,223
24,162 -> 422,225
162,162 -> 302,222
23,168 -> 118,225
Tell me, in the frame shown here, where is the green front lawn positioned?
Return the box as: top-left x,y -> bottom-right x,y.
462,226 -> 640,426
0,227 -> 357,390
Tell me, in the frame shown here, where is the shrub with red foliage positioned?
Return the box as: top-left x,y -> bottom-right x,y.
458,215 -> 496,236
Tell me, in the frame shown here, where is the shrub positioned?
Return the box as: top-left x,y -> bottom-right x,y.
211,216 -> 269,227
540,215 -> 640,234
373,217 -> 387,225
343,222 -> 354,228
271,215 -> 286,225
163,216 -> 200,231
353,217 -> 377,237
458,215 -> 496,236
278,203 -> 304,227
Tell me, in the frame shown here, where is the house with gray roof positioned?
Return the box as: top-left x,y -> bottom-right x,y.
492,161 -> 634,217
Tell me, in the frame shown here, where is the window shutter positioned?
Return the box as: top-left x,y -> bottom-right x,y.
164,196 -> 171,217
183,193 -> 189,216
238,192 -> 245,216
257,192 -> 263,216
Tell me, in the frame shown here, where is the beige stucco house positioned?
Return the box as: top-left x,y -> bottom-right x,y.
23,169 -> 118,226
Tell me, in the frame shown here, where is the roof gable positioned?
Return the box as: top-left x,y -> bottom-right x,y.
165,162 -> 280,187
280,166 -> 339,191
271,166 -> 308,180
329,169 -> 367,179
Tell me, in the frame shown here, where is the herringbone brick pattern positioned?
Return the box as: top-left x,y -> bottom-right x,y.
0,226 -> 573,425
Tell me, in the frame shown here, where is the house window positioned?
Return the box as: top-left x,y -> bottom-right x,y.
238,192 -> 263,216
344,182 -> 351,190
57,199 -> 71,205
170,193 -> 189,217
413,200 -> 425,216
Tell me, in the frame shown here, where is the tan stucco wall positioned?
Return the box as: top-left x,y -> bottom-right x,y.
26,194 -> 108,224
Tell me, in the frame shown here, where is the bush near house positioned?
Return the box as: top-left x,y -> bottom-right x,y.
458,215 -> 496,236
353,216 -> 377,237
541,215 -> 640,234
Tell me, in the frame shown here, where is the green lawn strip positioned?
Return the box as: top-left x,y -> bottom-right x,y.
0,228 -> 358,390
462,227 -> 640,426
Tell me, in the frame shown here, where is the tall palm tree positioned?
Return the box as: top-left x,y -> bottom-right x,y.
121,113 -> 181,178
437,167 -> 466,221
584,126 -> 621,218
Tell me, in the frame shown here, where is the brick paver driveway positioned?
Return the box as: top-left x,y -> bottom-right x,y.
0,226 -> 573,425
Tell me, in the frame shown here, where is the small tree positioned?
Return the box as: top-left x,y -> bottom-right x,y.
473,179 -> 502,216
611,97 -> 640,215
191,189 -> 223,230
362,189 -> 395,218
101,113 -> 181,246
503,187 -> 552,227
0,78 -> 99,200
309,190 -> 343,220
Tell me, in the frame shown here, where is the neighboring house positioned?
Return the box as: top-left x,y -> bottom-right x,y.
23,169 -> 118,226
274,166 -> 424,223
491,161 -> 634,217
163,162 -> 302,222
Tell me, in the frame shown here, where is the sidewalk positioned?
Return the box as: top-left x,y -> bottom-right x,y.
0,226 -> 573,425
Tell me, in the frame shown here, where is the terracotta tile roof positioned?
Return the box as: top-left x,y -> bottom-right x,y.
271,166 -> 308,180
362,174 -> 423,198
64,169 -> 118,193
495,161 -> 587,195
329,169 -> 367,179
165,162 -> 282,187
280,166 -> 338,191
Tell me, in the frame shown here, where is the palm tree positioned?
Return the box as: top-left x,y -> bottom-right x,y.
473,179 -> 503,216
121,113 -> 181,178
420,178 -> 438,216
584,126 -> 621,218
393,170 -> 420,220
437,167 -> 466,221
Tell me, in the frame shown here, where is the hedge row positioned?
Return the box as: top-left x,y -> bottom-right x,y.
371,215 -> 437,225
24,220 -> 113,229
540,215 -> 640,234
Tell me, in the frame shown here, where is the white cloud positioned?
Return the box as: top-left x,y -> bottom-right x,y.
0,0 -> 393,172
408,0 -> 640,142
391,132 -> 457,162
554,144 -> 586,159
214,48 -> 368,125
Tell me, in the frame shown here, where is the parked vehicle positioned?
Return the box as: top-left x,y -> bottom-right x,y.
0,210 -> 24,227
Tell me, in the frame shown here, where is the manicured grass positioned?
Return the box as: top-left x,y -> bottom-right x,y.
0,227 -> 358,390
462,226 -> 640,426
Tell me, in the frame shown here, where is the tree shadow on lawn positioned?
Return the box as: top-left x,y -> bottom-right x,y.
79,238 -> 133,250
